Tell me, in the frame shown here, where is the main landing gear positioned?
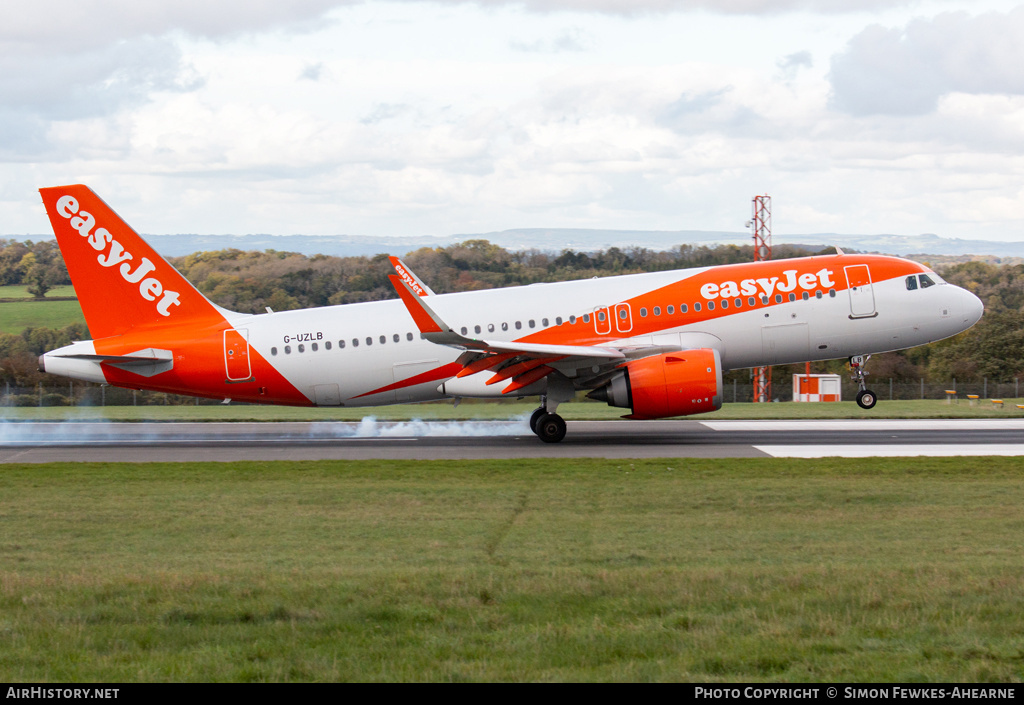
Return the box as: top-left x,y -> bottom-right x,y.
850,355 -> 877,410
530,404 -> 567,443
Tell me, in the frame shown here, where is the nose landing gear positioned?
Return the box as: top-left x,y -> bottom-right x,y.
850,355 -> 877,410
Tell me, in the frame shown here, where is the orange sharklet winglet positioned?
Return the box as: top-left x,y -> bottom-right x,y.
388,274 -> 446,334
388,256 -> 435,297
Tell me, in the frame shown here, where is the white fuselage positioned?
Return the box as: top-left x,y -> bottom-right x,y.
221,258 -> 980,407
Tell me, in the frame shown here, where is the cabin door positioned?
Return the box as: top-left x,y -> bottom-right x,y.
844,264 -> 877,318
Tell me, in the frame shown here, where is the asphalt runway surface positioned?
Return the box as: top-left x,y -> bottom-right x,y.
3,418 -> 1024,462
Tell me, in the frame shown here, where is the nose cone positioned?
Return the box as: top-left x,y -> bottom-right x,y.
962,288 -> 984,329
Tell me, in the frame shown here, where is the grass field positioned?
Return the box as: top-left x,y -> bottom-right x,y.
0,296 -> 85,333
0,285 -> 78,300
1,458 -> 1023,682
1,398 -> 1021,422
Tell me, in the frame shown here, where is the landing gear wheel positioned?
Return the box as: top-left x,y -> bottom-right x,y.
534,413 -> 567,443
529,406 -> 546,434
856,389 -> 877,410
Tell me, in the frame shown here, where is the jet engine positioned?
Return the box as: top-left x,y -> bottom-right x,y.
587,349 -> 723,419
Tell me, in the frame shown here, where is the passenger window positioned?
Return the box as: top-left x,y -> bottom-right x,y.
906,275 -> 918,291
680,304 -> 688,313
775,294 -> 783,303
407,332 -> 414,341
271,347 -> 278,356
640,308 -> 648,317
541,318 -> 548,327
789,293 -> 796,302
366,337 -> 372,346
556,317 -> 563,325
720,300 -> 728,309
488,323 -> 495,333
815,291 -> 822,299
653,306 -> 660,316
352,339 -> 359,347
597,311 -> 606,322
667,305 -> 674,315
708,301 -> 715,310
748,297 -> 756,306
326,341 -> 332,350
694,302 -> 701,312
516,321 -> 523,330
569,316 -> 576,324
501,322 -> 508,331
393,334 -> 399,343
475,325 -> 482,334
339,340 -> 346,348
734,298 -> 742,308
312,343 -> 318,351
802,292 -> 809,301
379,335 -> 386,344
919,274 -> 936,289
761,296 -> 769,304
583,314 -> 591,323
829,289 -> 836,297
285,345 -> 291,354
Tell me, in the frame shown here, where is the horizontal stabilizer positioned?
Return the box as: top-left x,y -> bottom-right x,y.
53,348 -> 173,365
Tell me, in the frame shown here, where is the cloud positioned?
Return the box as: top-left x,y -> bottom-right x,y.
412,0 -> 917,16
510,28 -> 589,53
1,1 -> 352,52
777,51 -> 813,80
0,0 -> 937,50
1,38 -> 193,120
829,9 -> 1024,115
300,62 -> 326,81
0,36 -> 199,155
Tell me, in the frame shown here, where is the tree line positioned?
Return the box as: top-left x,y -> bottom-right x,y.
1,237 -> 1022,395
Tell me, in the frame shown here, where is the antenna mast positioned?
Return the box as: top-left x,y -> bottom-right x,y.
751,195 -> 772,403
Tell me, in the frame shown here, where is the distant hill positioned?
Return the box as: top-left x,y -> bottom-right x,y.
14,229 -> 1024,258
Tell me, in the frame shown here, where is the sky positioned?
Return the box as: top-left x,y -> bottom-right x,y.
2,0 -> 1024,245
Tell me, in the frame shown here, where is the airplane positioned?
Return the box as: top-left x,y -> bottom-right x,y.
37,184 -> 984,442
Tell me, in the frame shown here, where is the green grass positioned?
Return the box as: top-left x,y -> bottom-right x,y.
0,285 -> 78,300
2,458 -> 1024,682
0,298 -> 85,333
2,398 -> 1022,422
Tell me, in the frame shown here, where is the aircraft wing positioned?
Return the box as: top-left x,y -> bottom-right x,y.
388,271 -> 677,394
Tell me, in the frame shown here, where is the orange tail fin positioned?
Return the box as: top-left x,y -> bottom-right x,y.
39,185 -> 227,339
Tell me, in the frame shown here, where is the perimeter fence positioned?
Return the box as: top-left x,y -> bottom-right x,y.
2,378 -> 1021,407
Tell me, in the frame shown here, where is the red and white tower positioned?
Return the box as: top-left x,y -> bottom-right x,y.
750,195 -> 772,403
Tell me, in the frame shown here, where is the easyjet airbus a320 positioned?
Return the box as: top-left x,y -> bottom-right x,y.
37,185 -> 983,442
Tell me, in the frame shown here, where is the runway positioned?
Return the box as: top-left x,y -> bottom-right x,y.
3,418 -> 1024,463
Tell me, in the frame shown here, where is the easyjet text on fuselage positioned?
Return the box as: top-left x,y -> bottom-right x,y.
699,267 -> 836,300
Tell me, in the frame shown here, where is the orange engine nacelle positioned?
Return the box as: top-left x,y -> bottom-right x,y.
588,349 -> 723,420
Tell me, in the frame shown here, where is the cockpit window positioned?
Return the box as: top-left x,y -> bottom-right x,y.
906,275 -> 918,291
919,274 -> 936,289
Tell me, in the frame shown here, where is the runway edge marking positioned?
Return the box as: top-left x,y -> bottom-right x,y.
755,444 -> 1024,458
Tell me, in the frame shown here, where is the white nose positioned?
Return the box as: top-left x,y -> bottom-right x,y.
962,289 -> 984,328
